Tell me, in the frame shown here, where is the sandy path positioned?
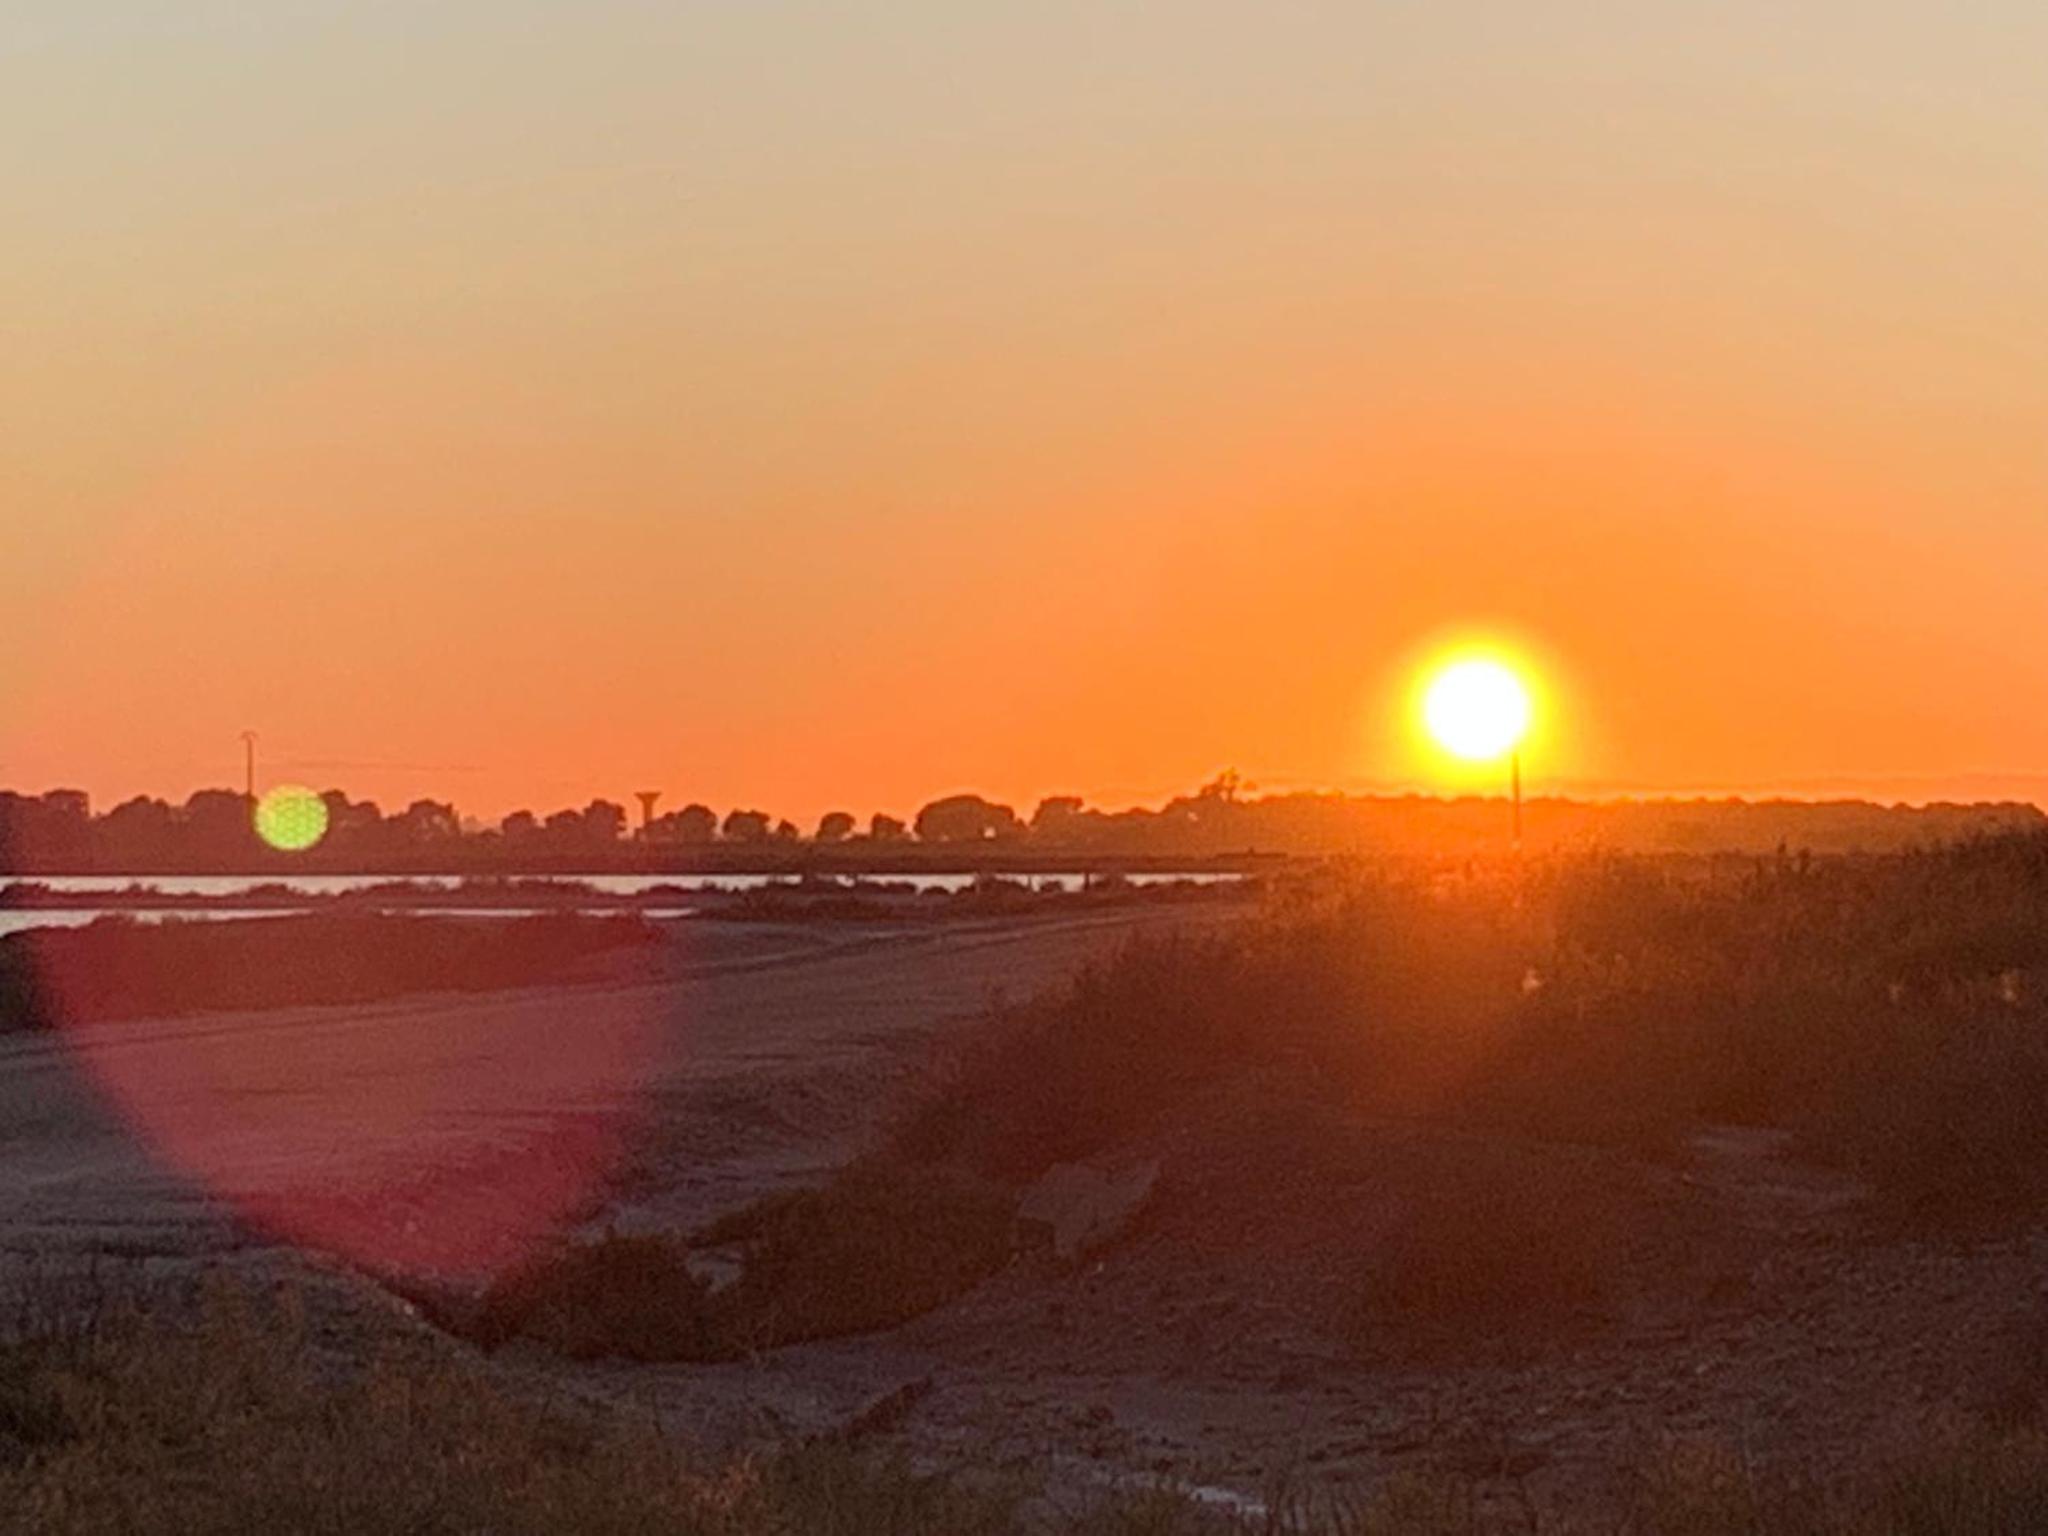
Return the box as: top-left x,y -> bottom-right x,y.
0,907 -> 1235,1277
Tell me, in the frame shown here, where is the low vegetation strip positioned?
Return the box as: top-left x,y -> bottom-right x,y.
894,833 -> 2048,1215
8,1275 -> 2048,1532
0,911 -> 661,1032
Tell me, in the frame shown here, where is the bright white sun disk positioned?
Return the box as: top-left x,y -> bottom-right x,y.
1423,659 -> 1532,761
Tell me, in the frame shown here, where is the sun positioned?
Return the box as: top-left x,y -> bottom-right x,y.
1422,657 -> 1532,762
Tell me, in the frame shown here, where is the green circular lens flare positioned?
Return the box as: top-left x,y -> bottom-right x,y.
254,785 -> 330,853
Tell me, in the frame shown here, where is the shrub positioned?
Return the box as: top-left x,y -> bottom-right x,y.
470,1162 -> 1015,1362
888,891 -> 1535,1183
470,1232 -> 718,1361
700,1159 -> 1016,1350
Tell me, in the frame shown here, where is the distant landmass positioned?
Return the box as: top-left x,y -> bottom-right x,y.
0,780 -> 2040,875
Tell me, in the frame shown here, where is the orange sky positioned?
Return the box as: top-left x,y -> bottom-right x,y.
5,4 -> 2046,823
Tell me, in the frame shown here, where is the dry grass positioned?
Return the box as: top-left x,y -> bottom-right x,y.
0,1275 -> 1025,1535
9,1274 -> 2048,1533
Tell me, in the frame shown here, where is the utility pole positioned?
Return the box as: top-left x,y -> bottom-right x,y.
241,731 -> 259,803
1511,750 -> 1523,850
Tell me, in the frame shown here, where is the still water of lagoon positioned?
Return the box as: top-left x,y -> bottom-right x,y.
0,872 -> 1240,936
0,905 -> 711,939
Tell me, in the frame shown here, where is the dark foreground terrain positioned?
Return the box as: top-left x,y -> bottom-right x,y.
9,842 -> 2048,1530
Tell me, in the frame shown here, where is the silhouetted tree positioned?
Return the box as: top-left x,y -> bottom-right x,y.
42,789 -> 89,819
722,809 -> 772,843
41,790 -> 91,864
815,811 -> 856,844
581,800 -> 627,844
915,794 -> 1021,843
1030,796 -> 1087,841
869,813 -> 908,843
183,789 -> 258,862
772,818 -> 801,842
320,792 -> 385,856
395,799 -> 461,845
0,790 -> 92,869
0,795 -> 26,871
1199,769 -> 1246,804
654,804 -> 717,844
99,797 -> 176,864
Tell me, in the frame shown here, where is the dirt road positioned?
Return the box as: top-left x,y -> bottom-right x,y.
0,907 -> 1235,1278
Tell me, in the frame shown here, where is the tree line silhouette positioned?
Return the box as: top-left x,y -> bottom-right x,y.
0,774 -> 2039,875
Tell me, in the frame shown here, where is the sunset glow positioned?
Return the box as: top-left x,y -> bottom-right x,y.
3,6 -> 2047,818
